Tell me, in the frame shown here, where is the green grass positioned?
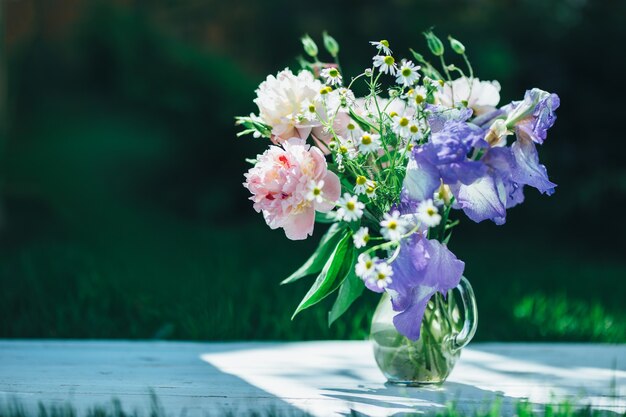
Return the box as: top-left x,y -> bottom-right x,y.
1,396 -> 623,417
1,213 -> 625,341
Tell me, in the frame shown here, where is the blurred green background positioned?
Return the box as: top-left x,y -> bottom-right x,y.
0,0 -> 624,342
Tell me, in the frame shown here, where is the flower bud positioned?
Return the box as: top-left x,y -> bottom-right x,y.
448,36 -> 466,55
423,31 -> 444,56
323,31 -> 339,57
301,34 -> 318,58
410,49 -> 427,64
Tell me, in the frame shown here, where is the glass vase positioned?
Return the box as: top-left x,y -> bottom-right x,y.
370,277 -> 478,386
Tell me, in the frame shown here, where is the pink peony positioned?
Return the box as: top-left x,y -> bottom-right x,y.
244,138 -> 341,240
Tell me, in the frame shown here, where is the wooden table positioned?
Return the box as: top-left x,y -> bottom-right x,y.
0,341 -> 624,416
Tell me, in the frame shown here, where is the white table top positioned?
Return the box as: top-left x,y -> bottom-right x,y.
0,340 -> 624,416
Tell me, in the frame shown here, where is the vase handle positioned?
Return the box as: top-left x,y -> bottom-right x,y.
451,276 -> 478,351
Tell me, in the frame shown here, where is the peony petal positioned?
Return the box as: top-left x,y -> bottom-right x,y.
309,145 -> 328,180
282,206 -> 315,240
316,171 -> 341,212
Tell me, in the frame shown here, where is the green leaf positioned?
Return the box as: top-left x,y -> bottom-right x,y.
327,255 -> 363,326
314,211 -> 336,224
348,108 -> 376,132
281,223 -> 345,285
291,232 -> 353,319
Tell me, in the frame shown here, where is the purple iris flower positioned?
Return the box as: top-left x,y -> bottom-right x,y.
425,104 -> 473,133
387,235 -> 465,340
448,89 -> 559,224
402,88 -> 558,226
450,147 -> 516,225
403,121 -> 487,202
505,88 -> 560,145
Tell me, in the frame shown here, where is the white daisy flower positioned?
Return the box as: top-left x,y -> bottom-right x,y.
407,122 -> 421,140
305,180 -> 325,204
395,60 -> 421,87
354,176 -> 376,195
369,40 -> 392,55
336,136 -> 359,160
301,98 -> 319,122
372,263 -> 393,290
343,120 -> 363,141
416,199 -> 442,228
336,193 -> 364,222
355,253 -> 378,279
316,85 -> 334,101
357,133 -> 381,153
353,227 -> 370,249
405,86 -> 428,107
392,114 -> 414,137
372,55 -> 397,75
365,185 -> 377,199
320,67 -> 343,86
380,210 -> 407,242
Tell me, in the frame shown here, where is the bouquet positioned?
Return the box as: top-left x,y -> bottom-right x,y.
237,31 -> 559,341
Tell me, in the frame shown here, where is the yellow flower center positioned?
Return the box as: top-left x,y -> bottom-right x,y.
346,201 -> 356,211
377,272 -> 386,280
366,186 -> 375,195
388,111 -> 398,118
380,40 -> 389,48
410,125 -> 419,134
320,88 -> 329,95
308,104 -> 316,112
415,94 -> 425,104
384,56 -> 395,66
329,68 -> 339,77
313,188 -> 321,196
356,176 -> 367,185
363,235 -> 370,243
402,68 -> 412,77
347,123 -> 355,130
365,260 -> 373,269
427,208 -> 436,216
399,117 -> 409,127
361,135 -> 372,145
388,221 -> 397,230
339,145 -> 348,154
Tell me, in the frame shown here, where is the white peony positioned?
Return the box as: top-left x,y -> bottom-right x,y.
254,68 -> 324,143
436,77 -> 501,116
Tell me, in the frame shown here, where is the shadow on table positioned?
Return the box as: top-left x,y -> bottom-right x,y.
324,382 -> 519,416
325,381 -> 624,416
322,344 -> 626,417
0,341 -> 305,417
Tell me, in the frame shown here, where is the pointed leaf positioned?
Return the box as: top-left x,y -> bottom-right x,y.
281,223 -> 345,285
315,211 -> 336,224
328,256 -> 363,326
348,108 -> 376,132
291,232 -> 353,319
